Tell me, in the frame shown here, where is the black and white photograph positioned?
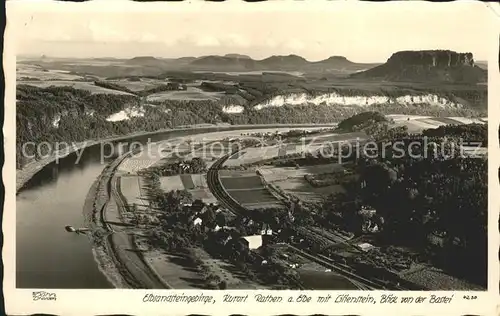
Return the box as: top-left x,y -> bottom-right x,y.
4,1 -> 497,315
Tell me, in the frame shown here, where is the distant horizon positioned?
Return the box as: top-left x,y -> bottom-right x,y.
16,50 -> 488,65
11,2 -> 491,63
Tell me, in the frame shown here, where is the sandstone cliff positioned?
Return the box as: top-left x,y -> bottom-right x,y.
387,50 -> 475,67
352,50 -> 486,84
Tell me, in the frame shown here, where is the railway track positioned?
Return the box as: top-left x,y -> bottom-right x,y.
206,151 -> 391,290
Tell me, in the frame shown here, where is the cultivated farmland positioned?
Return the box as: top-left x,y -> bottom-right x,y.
120,175 -> 149,211
17,64 -> 86,81
273,178 -> 344,202
223,146 -> 281,167
259,164 -> 347,202
219,170 -> 283,208
18,80 -> 134,95
228,189 -> 279,205
107,79 -> 159,92
220,176 -> 264,190
159,175 -> 186,192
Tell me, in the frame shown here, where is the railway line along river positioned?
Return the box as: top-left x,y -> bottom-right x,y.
16,124 -> 333,289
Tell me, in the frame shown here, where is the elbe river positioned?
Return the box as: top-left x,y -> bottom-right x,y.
16,125 -> 325,288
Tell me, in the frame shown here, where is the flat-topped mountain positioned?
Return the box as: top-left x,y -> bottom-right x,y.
185,54 -> 375,73
190,55 -> 258,69
128,56 -> 160,62
316,56 -> 354,65
224,53 -> 251,59
389,50 -> 474,67
259,54 -> 309,67
126,56 -> 168,67
351,50 -> 486,83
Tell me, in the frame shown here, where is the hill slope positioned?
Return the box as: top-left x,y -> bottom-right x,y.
189,55 -> 258,70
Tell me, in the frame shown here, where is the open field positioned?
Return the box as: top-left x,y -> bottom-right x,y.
138,245 -> 204,289
191,174 -> 207,189
390,117 -> 450,133
180,174 -> 196,189
388,115 -> 487,125
184,145 -> 231,158
182,145 -> 232,169
223,132 -> 368,168
274,178 -> 344,202
386,114 -> 433,121
427,117 -> 465,125
389,115 -> 486,133
118,158 -> 156,174
284,144 -> 324,156
228,189 -> 279,205
220,175 -> 264,190
223,146 -> 281,167
159,175 -> 186,192
302,131 -> 366,143
193,70 -> 304,77
186,127 -> 327,143
107,79 -> 159,92
118,141 -> 182,173
146,87 -> 224,101
260,164 -> 347,202
17,64 -> 86,81
448,117 -> 486,125
278,145 -> 287,156
259,164 -> 344,182
219,169 -> 257,177
157,173 -> 217,203
190,248 -> 261,289
18,80 -> 134,95
243,201 -> 285,210
120,175 -> 148,210
189,189 -> 218,204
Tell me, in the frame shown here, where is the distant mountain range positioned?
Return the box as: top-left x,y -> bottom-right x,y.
20,50 -> 487,83
124,54 -> 379,74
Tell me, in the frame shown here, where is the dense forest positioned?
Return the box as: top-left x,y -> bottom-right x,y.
337,111 -> 388,131
422,123 -> 487,146
317,124 -> 488,286
16,84 -> 487,168
141,158 -> 207,177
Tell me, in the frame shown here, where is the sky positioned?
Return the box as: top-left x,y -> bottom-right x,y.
8,1 -> 496,63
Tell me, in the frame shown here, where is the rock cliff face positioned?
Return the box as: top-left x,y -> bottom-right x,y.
387,50 -> 474,68
252,92 -> 465,111
351,50 -> 485,84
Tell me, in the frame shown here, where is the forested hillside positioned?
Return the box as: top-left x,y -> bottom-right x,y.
16,83 -> 487,168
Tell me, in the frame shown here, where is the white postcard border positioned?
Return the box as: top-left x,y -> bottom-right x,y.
3,1 -> 500,315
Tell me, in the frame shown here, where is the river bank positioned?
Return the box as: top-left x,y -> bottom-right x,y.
83,150 -> 133,288
16,123 -> 337,194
